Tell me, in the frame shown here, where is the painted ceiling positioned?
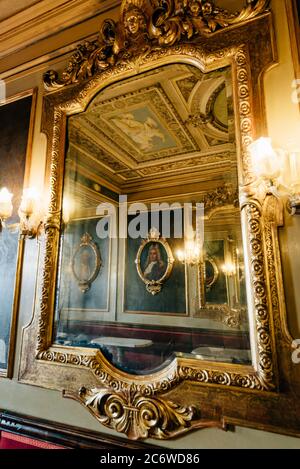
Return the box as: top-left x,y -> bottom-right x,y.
67,63 -> 237,200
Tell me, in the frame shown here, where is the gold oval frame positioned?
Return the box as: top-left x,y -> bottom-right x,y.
135,228 -> 174,295
19,0 -> 300,442
205,256 -> 219,292
71,232 -> 101,293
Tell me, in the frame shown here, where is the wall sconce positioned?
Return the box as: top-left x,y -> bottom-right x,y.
177,238 -> 201,266
249,137 -> 300,215
18,188 -> 44,238
0,188 -> 13,232
222,262 -> 236,277
62,196 -> 75,225
0,186 -> 43,238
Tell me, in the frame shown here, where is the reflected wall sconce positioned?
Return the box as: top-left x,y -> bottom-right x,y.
0,188 -> 13,233
222,262 -> 236,277
249,137 -> 300,215
0,186 -> 44,238
19,188 -> 44,238
176,237 -> 202,266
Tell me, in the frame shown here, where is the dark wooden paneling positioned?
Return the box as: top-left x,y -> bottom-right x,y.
0,411 -> 159,449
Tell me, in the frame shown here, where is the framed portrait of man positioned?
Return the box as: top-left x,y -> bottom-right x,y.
141,242 -> 168,282
135,228 -> 174,296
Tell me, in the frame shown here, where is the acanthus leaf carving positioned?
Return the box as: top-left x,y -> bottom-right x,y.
63,384 -> 226,440
201,182 -> 239,214
44,0 -> 270,90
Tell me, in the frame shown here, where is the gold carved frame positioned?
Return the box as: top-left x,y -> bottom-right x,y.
205,257 -> 219,291
71,232 -> 102,293
19,0 -> 300,439
135,227 -> 174,296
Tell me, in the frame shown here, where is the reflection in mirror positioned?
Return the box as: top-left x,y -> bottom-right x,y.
53,63 -> 251,374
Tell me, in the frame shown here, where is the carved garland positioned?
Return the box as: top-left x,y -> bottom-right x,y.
44,0 -> 270,91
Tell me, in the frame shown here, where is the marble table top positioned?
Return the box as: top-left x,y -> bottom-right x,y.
90,336 -> 153,348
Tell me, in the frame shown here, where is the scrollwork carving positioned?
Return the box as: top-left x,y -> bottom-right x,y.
36,40 -> 278,395
151,0 -> 270,43
242,200 -> 277,390
63,384 -> 225,440
197,303 -> 245,329
201,182 -> 239,214
44,0 -> 270,90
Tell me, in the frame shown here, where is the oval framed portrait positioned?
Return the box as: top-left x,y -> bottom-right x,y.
72,232 -> 101,293
205,256 -> 219,292
135,228 -> 174,295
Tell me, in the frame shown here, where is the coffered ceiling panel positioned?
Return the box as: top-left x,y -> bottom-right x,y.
68,63 -> 237,193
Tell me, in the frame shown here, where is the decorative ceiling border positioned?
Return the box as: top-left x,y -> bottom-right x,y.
0,0 -> 121,61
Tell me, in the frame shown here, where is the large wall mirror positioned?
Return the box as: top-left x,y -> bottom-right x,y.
54,63 -> 251,375
20,0 -> 300,441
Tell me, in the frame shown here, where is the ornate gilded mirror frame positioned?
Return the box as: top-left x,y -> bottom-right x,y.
19,0 -> 300,440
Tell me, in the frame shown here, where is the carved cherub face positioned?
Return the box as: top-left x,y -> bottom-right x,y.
202,2 -> 213,15
124,7 -> 146,36
189,0 -> 202,17
189,0 -> 213,17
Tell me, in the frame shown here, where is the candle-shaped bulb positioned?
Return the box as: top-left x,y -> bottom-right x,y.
177,250 -> 185,262
19,188 -> 39,217
0,187 -> 13,220
249,137 -> 282,181
222,262 -> 236,276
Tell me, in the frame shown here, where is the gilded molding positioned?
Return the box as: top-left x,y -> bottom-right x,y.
198,304 -> 245,329
44,0 -> 270,91
36,25 -> 277,392
64,385 -> 226,440
243,200 -> 276,389
201,182 -> 238,214
262,194 -> 292,347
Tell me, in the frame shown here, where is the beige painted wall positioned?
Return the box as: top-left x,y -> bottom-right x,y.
0,0 -> 300,448
264,1 -> 300,338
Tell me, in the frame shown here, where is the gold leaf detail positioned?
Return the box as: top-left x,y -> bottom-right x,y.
63,385 -> 225,440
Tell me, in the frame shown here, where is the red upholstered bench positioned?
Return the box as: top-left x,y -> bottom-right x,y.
0,431 -> 66,450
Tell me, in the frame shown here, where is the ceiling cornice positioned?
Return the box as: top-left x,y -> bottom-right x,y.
0,0 -> 121,60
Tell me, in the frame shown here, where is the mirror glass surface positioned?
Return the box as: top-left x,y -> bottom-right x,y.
53,63 -> 252,374
0,94 -> 33,372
